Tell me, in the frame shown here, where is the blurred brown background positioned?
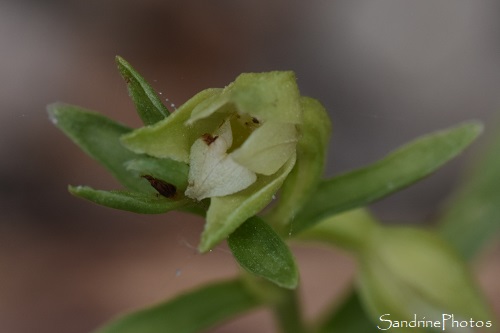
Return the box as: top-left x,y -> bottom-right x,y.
1,1 -> 499,332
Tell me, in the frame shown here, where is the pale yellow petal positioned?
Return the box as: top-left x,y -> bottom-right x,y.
230,122 -> 298,175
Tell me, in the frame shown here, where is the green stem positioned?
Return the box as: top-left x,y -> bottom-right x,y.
272,288 -> 308,333
242,272 -> 308,333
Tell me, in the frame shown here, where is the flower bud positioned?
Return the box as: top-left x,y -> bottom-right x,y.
357,226 -> 493,331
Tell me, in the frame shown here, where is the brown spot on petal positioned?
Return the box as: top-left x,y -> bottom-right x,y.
251,117 -> 260,124
202,133 -> 218,145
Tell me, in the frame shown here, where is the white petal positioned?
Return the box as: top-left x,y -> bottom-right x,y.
185,120 -> 256,200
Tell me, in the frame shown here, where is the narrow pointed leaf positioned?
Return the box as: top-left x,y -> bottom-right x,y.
292,122 -> 483,234
199,154 -> 296,253
93,279 -> 262,333
69,186 -> 190,214
267,97 -> 331,228
438,120 -> 500,258
116,56 -> 169,125
48,103 -> 151,192
228,216 -> 299,289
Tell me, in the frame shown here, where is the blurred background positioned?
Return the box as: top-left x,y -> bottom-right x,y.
1,1 -> 499,332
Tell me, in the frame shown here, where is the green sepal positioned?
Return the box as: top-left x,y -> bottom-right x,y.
121,88 -> 224,163
267,97 -> 331,230
189,71 -> 302,125
292,121 -> 483,234
199,154 -> 296,253
69,185 -> 190,214
116,56 -> 170,125
228,216 -> 299,289
125,156 -> 189,191
48,103 -> 151,193
93,278 -> 263,333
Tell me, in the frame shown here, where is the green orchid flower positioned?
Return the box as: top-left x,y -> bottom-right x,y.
121,71 -> 303,252
357,225 -> 493,332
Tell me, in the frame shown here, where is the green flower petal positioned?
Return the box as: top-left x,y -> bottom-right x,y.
121,88 -> 224,163
230,122 -> 298,175
188,71 -> 301,125
229,72 -> 302,124
267,97 -> 331,228
199,154 -> 296,252
187,91 -> 232,124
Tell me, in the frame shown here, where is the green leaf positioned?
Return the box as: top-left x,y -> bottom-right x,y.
121,88 -> 224,163
228,216 -> 299,289
125,156 -> 189,191
116,56 -> 170,125
315,291 -> 375,333
93,278 -> 262,333
292,121 -> 483,234
438,121 -> 500,259
48,103 -> 151,193
69,186 -> 191,214
199,154 -> 296,253
267,97 -> 331,230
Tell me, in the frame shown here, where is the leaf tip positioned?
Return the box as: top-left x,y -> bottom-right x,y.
46,102 -> 62,122
468,120 -> 484,136
68,184 -> 84,195
197,236 -> 214,254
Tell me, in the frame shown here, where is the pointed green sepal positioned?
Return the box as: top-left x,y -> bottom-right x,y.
125,156 -> 189,191
228,216 -> 299,289
199,154 -> 296,252
116,56 -> 170,125
48,103 -> 151,192
121,88 -> 224,163
69,185 -> 190,214
189,71 -> 302,125
267,97 -> 331,229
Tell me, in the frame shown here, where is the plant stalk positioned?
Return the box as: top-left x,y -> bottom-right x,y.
272,288 -> 308,333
